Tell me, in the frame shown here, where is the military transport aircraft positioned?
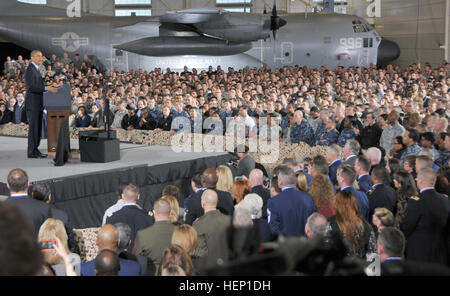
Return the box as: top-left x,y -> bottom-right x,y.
0,0 -> 400,71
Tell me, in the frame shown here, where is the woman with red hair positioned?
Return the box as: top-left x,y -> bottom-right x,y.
232,179 -> 252,205
327,190 -> 377,258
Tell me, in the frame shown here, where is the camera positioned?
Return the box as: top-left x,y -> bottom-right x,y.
234,176 -> 244,182
39,240 -> 57,251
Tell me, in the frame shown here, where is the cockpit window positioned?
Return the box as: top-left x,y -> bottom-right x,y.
352,20 -> 373,33
353,24 -> 368,33
365,24 -> 374,31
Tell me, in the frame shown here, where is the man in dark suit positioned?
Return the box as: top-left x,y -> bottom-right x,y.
6,168 -> 50,235
400,168 -> 450,264
29,182 -> 73,248
337,165 -> 370,220
326,144 -> 344,188
105,184 -> 154,253
24,50 -> 57,158
267,166 -> 316,237
356,112 -> 382,150
367,166 -> 397,224
185,168 -> 234,225
114,222 -> 148,276
249,169 -> 270,220
343,139 -> 360,168
355,155 -> 373,193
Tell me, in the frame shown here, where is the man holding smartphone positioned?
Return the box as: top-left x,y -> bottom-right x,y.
25,50 -> 58,158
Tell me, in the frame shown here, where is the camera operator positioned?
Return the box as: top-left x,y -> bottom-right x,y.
227,145 -> 255,179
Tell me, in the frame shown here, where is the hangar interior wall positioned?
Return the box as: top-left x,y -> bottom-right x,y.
352,0 -> 448,68
4,0 -> 450,68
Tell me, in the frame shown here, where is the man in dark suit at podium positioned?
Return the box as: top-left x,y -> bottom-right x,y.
24,50 -> 57,158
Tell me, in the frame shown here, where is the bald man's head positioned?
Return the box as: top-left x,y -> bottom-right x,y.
96,224 -> 118,251
201,189 -> 218,210
249,169 -> 263,186
94,249 -> 120,276
201,168 -> 218,188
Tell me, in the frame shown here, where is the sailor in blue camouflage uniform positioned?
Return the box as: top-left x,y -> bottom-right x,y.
337,116 -> 357,147
314,119 -> 327,142
147,97 -> 163,121
290,110 -> 315,146
400,129 -> 422,164
171,101 -> 190,120
435,150 -> 450,167
170,100 -> 191,133
316,117 -> 340,146
435,133 -> 450,167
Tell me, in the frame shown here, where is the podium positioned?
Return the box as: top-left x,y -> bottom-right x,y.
43,84 -> 72,155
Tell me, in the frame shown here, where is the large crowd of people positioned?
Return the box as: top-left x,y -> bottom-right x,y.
0,52 -> 450,276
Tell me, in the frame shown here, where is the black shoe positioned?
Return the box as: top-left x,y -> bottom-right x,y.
28,154 -> 39,158
37,153 -> 48,158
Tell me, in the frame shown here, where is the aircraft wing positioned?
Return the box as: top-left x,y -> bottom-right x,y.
115,8 -> 286,57
159,8 -> 225,24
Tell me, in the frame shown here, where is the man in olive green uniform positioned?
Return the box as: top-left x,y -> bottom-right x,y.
133,199 -> 175,276
193,189 -> 231,268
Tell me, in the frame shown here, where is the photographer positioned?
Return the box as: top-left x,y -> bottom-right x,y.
227,145 -> 255,179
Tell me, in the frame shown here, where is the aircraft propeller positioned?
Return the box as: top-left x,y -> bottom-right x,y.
268,1 -> 287,40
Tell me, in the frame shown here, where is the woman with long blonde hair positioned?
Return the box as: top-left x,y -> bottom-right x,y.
38,218 -> 81,276
216,165 -> 233,195
161,195 -> 180,225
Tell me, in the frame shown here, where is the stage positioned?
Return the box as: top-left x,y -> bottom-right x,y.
0,136 -> 232,228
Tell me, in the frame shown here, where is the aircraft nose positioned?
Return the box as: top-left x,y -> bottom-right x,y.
377,39 -> 400,65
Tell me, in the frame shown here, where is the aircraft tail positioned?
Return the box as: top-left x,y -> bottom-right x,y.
0,0 -> 17,12
0,0 -> 67,17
